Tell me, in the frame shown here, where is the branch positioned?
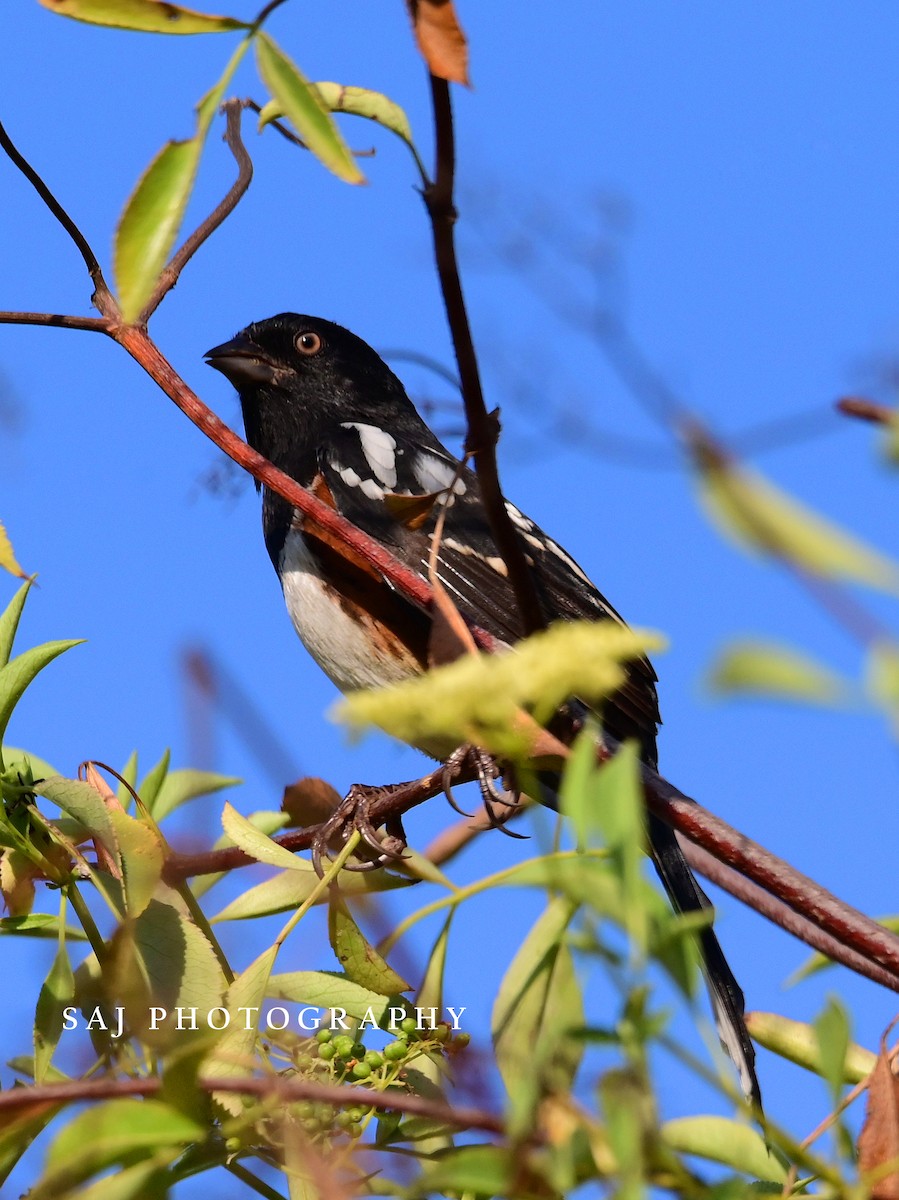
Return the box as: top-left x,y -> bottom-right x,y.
0,312 -> 109,333
836,395 -> 896,426
423,75 -> 546,635
0,117 -> 114,314
0,1072 -> 510,1138
139,100 -> 254,324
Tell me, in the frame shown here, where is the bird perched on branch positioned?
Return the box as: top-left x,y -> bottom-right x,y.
206,312 -> 759,1107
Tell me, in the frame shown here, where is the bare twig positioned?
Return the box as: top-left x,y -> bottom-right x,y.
424,76 -> 545,635
0,312 -> 109,332
0,117 -> 113,312
140,100 -> 254,324
836,395 -> 896,425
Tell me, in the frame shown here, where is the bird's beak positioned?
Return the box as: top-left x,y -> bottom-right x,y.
205,334 -> 279,386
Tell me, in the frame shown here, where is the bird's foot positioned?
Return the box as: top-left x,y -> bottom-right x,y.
442,745 -> 528,839
311,782 -> 408,878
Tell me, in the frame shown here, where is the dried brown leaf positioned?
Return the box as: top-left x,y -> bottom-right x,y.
407,0 -> 469,85
859,1041 -> 899,1199
282,776 -> 342,827
383,490 -> 442,530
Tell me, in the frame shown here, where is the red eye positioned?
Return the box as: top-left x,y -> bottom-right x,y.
295,331 -> 323,356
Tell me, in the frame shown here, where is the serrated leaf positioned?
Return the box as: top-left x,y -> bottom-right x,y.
328,894 -> 410,995
212,860 -> 413,921
38,0 -> 248,33
150,767 -> 239,821
492,897 -> 583,1100
694,439 -> 899,592
662,1115 -> 788,1182
337,620 -> 662,760
707,638 -> 850,705
268,970 -> 403,1023
221,801 -> 305,870
746,1010 -> 875,1083
34,943 -> 75,1083
41,1099 -> 203,1193
255,34 -> 365,184
108,809 -> 165,917
35,776 -> 119,863
132,896 -> 226,1013
204,944 -> 278,1110
0,520 -> 27,579
0,640 -> 83,760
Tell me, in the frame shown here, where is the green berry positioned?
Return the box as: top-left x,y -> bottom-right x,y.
333,1035 -> 356,1058
351,1061 -> 372,1080
347,1106 -> 365,1122
434,1023 -> 450,1043
454,1031 -> 471,1048
317,1042 -> 336,1061
383,1040 -> 408,1062
400,1016 -> 417,1035
315,1029 -> 332,1043
336,1111 -> 353,1129
296,1101 -> 315,1119
364,1050 -> 384,1069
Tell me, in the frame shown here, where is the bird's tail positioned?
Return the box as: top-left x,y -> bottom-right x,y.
647,812 -> 761,1109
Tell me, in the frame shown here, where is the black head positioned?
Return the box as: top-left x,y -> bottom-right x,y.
205,313 -> 413,480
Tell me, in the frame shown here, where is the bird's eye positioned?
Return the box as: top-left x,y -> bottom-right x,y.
295,331 -> 323,356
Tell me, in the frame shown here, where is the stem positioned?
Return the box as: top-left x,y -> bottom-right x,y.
274,830 -> 361,948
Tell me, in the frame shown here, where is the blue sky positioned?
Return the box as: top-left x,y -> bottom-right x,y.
4,0 -> 899,1189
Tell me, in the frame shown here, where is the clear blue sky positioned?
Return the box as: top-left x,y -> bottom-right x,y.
4,0 -> 899,1189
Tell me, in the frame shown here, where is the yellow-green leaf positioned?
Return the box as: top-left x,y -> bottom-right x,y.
221,801 -> 304,871
328,894 -> 410,995
706,638 -> 851,705
34,943 -> 74,1083
0,521 -> 27,579
255,34 -> 365,184
336,620 -> 662,760
662,1115 -> 788,1182
694,441 -> 899,592
261,82 -> 415,149
38,0 -> 248,33
108,808 -> 165,918
746,1010 -> 875,1083
114,138 -> 200,322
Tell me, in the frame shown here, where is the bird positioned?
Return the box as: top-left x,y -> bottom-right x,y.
206,311 -> 760,1107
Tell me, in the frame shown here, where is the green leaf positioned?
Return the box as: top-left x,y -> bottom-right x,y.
204,944 -> 278,1110
694,439 -> 899,592
337,620 -> 662,760
814,995 -> 851,1106
221,800 -> 304,870
420,1145 -> 543,1198
661,1115 -> 788,1182
38,0 -> 248,33
136,748 -> 171,811
418,912 -> 453,1013
328,894 -> 411,995
707,638 -> 850,705
73,1160 -> 170,1200
0,580 -> 33,668
0,640 -> 83,765
34,943 -> 74,1083
213,860 -> 413,920
867,641 -> 899,731
255,34 -> 365,184
150,767 -> 239,821
2,748 -> 60,782
41,1099 -> 203,1193
35,776 -> 119,863
260,81 -> 417,152
114,36 -> 249,320
746,1010 -> 875,1084
108,809 -> 165,918
131,896 -> 226,1014
0,914 -> 86,939
492,897 -> 583,1102
268,970 -> 403,1024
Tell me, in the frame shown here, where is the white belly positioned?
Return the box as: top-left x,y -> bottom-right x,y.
278,529 -> 419,694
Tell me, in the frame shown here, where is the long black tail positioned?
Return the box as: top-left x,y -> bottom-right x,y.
647,811 -> 761,1109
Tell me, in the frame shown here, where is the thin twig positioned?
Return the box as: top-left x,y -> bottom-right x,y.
0,1073 -> 511,1138
0,312 -> 110,333
836,395 -> 896,425
247,98 -> 309,150
424,75 -> 546,635
0,117 -> 113,312
140,100 -> 254,324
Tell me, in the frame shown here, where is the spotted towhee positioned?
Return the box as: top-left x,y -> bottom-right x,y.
206,312 -> 759,1106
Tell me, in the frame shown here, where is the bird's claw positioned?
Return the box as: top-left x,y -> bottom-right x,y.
310,784 -> 409,878
443,745 -> 528,839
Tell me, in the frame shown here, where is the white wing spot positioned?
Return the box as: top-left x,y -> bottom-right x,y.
545,538 -> 591,583
335,463 -> 384,500
413,451 -> 467,497
505,502 -> 534,532
341,422 -> 398,489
